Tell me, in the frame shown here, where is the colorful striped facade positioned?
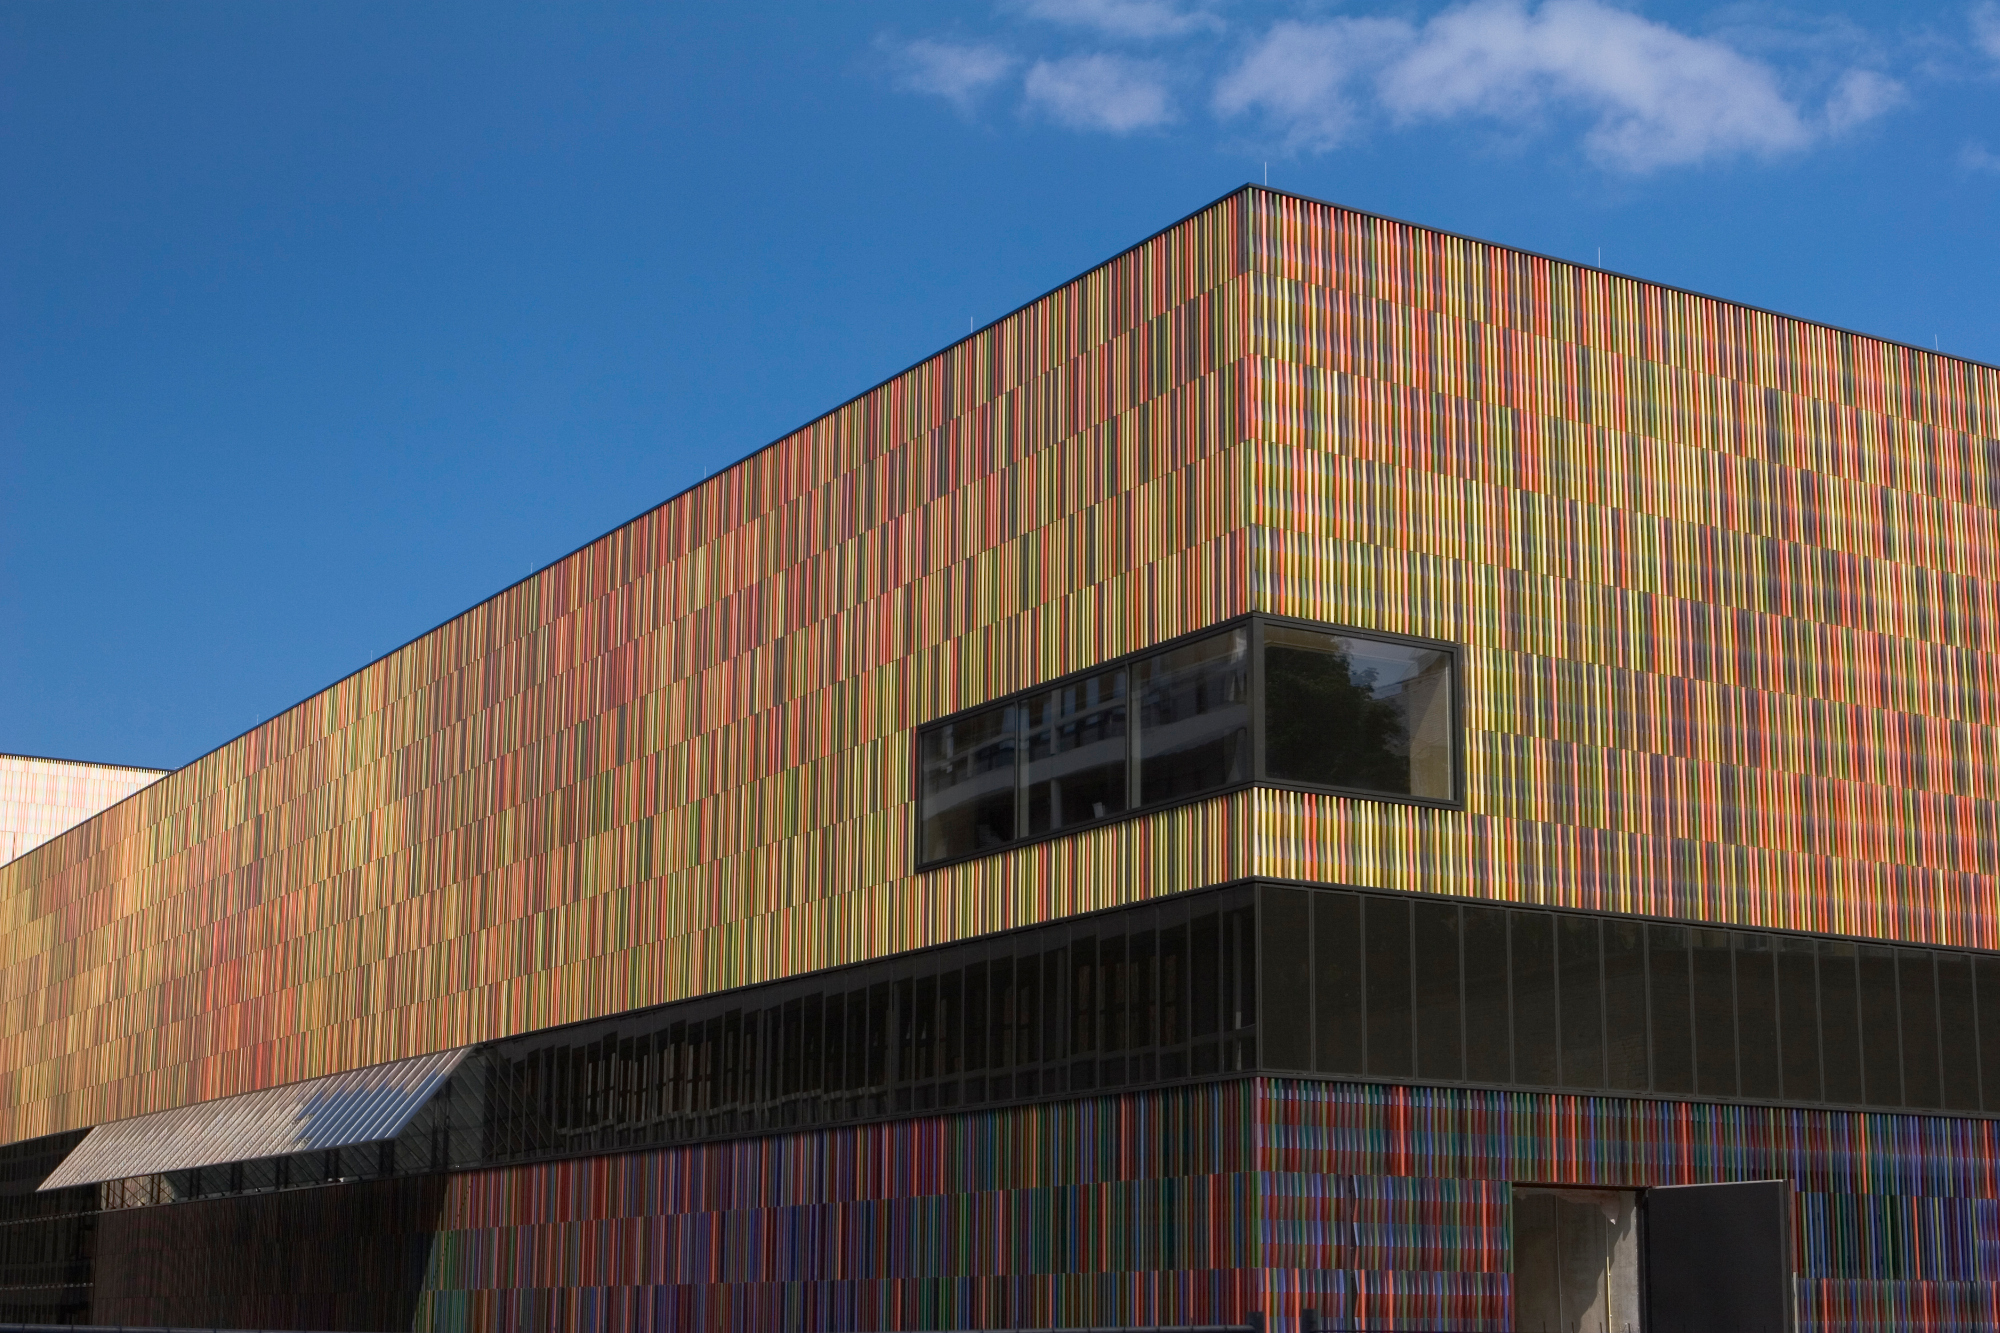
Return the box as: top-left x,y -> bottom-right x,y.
77,1081 -> 2000,1332
2,187 -> 1997,1329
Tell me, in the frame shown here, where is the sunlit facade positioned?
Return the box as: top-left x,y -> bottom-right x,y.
0,752 -> 163,867
0,187 -> 1995,1331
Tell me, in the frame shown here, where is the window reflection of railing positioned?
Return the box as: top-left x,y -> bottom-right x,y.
460,885 -> 1258,1167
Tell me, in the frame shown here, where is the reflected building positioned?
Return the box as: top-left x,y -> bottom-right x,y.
1,187 -> 1996,1331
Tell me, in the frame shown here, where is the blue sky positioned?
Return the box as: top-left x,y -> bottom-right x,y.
4,0 -> 1996,771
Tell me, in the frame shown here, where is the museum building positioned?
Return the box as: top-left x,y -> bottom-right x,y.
1,186 -> 1996,1331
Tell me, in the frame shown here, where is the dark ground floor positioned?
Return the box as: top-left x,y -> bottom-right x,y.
3,1076 -> 1995,1331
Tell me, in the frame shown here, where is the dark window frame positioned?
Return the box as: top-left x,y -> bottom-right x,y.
915,614 -> 1466,870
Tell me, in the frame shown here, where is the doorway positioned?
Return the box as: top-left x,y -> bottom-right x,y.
1513,1187 -> 1640,1333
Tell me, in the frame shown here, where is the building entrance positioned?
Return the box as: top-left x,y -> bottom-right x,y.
1513,1187 -> 1640,1333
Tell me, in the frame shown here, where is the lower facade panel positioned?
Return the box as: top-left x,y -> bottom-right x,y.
48,1077 -> 2000,1331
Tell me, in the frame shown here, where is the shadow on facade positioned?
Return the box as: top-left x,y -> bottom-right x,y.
90,1174 -> 448,1331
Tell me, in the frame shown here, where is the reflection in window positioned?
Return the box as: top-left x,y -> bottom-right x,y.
1025,670 -> 1128,836
915,617 -> 1456,867
918,706 -> 1018,864
1263,626 -> 1453,799
1137,628 -> 1250,805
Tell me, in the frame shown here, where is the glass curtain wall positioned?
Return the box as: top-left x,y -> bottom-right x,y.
123,883 -> 2000,1209
1259,885 -> 1999,1117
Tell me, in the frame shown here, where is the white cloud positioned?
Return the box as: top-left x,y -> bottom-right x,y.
1379,1 -> 1809,166
1975,4 -> 2000,62
1213,19 -> 1411,150
1964,142 -> 2000,171
1216,0 -> 1902,171
1012,0 -> 1223,40
1824,69 -> 1905,133
1024,54 -> 1175,130
883,37 -> 1016,111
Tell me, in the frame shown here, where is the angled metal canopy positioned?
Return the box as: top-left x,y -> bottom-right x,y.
38,1047 -> 468,1191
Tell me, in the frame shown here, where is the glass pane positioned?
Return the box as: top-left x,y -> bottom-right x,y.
1136,628 -> 1250,804
1263,626 -> 1455,800
1977,957 -> 2000,1112
1024,669 -> 1128,836
1857,945 -> 1901,1107
1463,906 -> 1511,1084
1898,950 -> 1941,1110
1223,904 -> 1256,1071
1314,893 -> 1364,1074
1777,937 -> 1821,1103
1041,947 -> 1068,1067
1691,929 -> 1737,1098
1819,943 -> 1863,1105
1414,901 -> 1463,1081
1365,897 -> 1413,1077
1261,888 -> 1313,1071
1939,955 -> 1978,1112
1129,930 -> 1157,1050
1736,935 -> 1779,1100
1558,915 -> 1603,1089
987,959 -> 1014,1069
1070,932 -> 1098,1092
1648,925 -> 1693,1095
782,999 -> 803,1098
801,997 -> 823,1100
1160,921 -> 1187,1051
1011,955 -> 1039,1067
1071,936 -> 1098,1057
838,993 -> 863,1095
866,983 -> 892,1091
1191,912 -> 1220,1040
1512,913 -> 1558,1086
939,971 -> 963,1079
1603,919 -> 1648,1091
1100,934 -> 1128,1054
918,706 -> 1019,862
964,963 -> 987,1073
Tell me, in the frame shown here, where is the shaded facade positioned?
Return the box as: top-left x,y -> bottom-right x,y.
1,187 -> 1997,1329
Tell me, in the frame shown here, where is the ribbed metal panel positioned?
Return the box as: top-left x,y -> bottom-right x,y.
37,1048 -> 468,1190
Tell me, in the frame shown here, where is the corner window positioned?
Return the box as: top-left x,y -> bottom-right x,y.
917,617 -> 1461,868
1262,625 -> 1454,801
1136,627 -> 1250,805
